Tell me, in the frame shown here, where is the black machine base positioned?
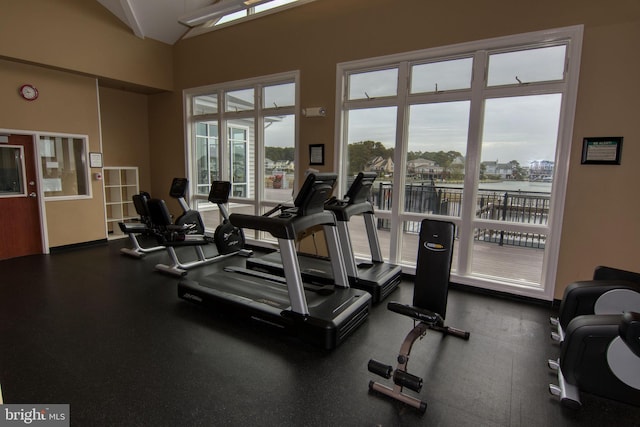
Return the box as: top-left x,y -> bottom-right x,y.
178,271 -> 372,350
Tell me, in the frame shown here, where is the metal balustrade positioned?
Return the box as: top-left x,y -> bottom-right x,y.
372,181 -> 550,248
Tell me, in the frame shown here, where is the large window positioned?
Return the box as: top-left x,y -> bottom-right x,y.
336,26 -> 583,300
38,135 -> 89,198
185,72 -> 299,241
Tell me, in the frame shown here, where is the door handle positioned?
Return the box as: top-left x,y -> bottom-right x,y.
29,192 -> 37,198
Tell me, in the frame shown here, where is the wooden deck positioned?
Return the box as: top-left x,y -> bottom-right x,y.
346,217 -> 544,285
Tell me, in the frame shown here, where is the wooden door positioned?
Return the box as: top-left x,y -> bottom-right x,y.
0,134 -> 43,260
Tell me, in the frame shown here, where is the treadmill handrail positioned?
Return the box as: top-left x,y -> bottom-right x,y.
325,200 -> 375,222
230,210 -> 338,240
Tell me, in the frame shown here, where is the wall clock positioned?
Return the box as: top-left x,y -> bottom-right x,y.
19,84 -> 39,101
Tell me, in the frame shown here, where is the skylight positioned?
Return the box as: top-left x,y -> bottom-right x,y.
215,0 -> 303,27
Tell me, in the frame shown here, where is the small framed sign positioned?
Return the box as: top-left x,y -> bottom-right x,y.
581,137 -> 623,165
309,144 -> 325,165
89,152 -> 103,168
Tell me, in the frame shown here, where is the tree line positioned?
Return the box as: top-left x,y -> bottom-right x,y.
347,140 -> 463,176
267,141 -> 527,180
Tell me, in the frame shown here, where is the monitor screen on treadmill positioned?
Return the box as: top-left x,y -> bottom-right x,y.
294,172 -> 337,214
344,172 -> 376,204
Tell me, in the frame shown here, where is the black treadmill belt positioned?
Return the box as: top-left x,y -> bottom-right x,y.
248,251 -> 401,286
247,251 -> 333,282
195,269 -> 334,310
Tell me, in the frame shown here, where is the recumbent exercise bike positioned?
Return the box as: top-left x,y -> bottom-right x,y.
548,266 -> 640,408
146,179 -> 252,276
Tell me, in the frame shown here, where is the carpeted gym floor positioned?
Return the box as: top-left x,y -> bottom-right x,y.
1,240 -> 639,426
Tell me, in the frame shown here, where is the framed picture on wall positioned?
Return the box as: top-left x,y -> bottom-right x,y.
309,144 -> 324,165
581,137 -> 623,165
89,152 -> 103,168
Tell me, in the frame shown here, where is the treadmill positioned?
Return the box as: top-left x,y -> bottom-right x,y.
178,173 -> 372,350
246,172 -> 401,303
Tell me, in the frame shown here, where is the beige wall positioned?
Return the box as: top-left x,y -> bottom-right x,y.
557,19 -> 640,296
0,0 -> 173,92
99,87 -> 151,192
0,59 -> 105,247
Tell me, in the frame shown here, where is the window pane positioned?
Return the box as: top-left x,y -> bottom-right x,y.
348,68 -> 398,100
487,45 -> 566,86
0,146 -> 25,196
226,88 -> 255,112
471,229 -> 544,285
216,9 -> 248,25
263,82 -> 295,108
255,0 -> 298,13
345,107 -> 396,261
346,107 -> 397,210
39,136 -> 88,197
193,94 -> 218,115
410,57 -> 473,93
195,121 -> 218,195
406,101 -> 469,217
227,120 -> 254,199
478,94 -> 561,221
264,114 -> 295,203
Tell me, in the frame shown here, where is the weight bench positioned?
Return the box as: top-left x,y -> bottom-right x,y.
367,219 -> 470,413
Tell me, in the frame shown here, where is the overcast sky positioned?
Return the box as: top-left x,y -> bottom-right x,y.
264,45 -> 566,166
346,93 -> 561,165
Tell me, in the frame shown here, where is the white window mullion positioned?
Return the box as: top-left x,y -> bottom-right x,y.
389,62 -> 410,264
456,50 -> 488,276
254,84 -> 264,215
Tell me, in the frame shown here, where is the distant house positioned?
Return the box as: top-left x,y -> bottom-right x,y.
264,158 -> 275,170
483,160 -> 515,179
407,158 -> 443,179
366,156 -> 394,175
529,160 -> 554,181
272,159 -> 295,173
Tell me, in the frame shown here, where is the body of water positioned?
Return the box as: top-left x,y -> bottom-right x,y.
425,180 -> 552,193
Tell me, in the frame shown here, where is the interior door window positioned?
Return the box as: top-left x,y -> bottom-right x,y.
0,146 -> 26,197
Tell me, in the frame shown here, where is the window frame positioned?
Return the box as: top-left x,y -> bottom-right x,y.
183,0 -> 318,39
184,70 -> 300,244
37,133 -> 92,201
335,26 -> 583,301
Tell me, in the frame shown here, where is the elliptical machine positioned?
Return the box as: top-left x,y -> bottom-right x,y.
146,179 -> 252,276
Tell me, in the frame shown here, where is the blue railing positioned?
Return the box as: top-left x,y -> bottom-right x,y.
371,181 -> 550,249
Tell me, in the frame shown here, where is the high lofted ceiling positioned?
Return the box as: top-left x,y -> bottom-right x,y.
96,0 -> 216,45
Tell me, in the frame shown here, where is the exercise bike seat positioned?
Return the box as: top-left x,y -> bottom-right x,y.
387,302 -> 443,325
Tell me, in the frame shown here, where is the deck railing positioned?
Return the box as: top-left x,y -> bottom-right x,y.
372,181 -> 550,249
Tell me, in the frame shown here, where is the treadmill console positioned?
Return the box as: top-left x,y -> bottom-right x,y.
208,181 -> 232,204
344,171 -> 376,205
294,172 -> 337,216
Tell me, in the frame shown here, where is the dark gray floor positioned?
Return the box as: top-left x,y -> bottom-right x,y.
1,240 -> 639,426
